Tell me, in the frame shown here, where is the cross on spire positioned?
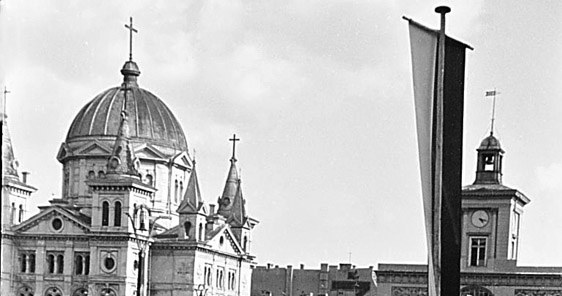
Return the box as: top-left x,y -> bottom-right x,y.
124,17 -> 138,61
229,134 -> 240,160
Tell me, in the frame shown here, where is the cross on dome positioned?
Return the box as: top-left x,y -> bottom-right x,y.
124,17 -> 138,62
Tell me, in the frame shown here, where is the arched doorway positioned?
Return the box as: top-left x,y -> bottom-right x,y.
460,285 -> 494,296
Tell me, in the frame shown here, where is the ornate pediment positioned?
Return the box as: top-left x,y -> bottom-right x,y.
207,226 -> 243,255
75,140 -> 112,156
171,151 -> 192,170
134,143 -> 167,160
13,207 -> 91,235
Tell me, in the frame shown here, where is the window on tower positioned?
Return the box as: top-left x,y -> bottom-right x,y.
483,154 -> 495,171
469,237 -> 487,267
101,201 -> 109,226
114,201 -> 122,227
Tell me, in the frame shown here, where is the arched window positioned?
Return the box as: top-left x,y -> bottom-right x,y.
18,204 -> 24,223
139,209 -> 146,231
17,286 -> 33,296
84,255 -> 90,275
100,288 -> 116,296
47,254 -> 55,274
98,170 -> 105,179
198,223 -> 203,241
11,202 -> 16,223
146,174 -> 153,187
88,171 -> 95,179
179,181 -> 184,198
174,180 -> 178,202
184,221 -> 192,237
21,254 -> 27,272
56,254 -> 64,274
101,201 -> 109,226
29,254 -> 35,273
243,236 -> 248,251
460,285 -> 493,296
75,255 -> 83,275
72,288 -> 88,296
114,201 -> 122,226
45,287 -> 63,296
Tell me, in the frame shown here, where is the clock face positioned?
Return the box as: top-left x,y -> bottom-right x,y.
471,210 -> 489,228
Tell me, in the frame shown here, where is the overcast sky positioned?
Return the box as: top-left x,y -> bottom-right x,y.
1,0 -> 561,268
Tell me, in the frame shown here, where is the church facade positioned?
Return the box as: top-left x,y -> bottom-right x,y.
1,43 -> 258,296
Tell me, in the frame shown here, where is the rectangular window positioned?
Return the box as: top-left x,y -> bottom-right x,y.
469,237 -> 487,266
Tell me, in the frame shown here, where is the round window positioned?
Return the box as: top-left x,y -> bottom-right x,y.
52,218 -> 63,231
104,257 -> 115,271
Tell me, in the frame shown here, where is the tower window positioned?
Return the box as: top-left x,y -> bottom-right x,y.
56,254 -> 64,274
174,180 -> 179,203
11,202 -> 16,224
243,236 -> 248,251
18,204 -> 24,223
184,221 -> 192,237
198,223 -> 204,241
180,181 -> 184,198
74,253 -> 89,275
114,201 -> 122,227
98,170 -> 105,179
469,237 -> 487,266
146,174 -> 153,186
101,201 -> 109,226
139,209 -> 146,231
483,154 -> 495,171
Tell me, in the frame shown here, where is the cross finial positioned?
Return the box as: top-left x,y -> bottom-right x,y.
229,134 -> 240,160
124,17 -> 138,61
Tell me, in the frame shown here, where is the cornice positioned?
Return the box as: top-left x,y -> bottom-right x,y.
376,270 -> 562,287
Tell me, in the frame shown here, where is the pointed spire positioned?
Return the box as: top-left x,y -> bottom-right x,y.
228,179 -> 247,226
217,158 -> 239,217
2,117 -> 20,181
177,160 -> 203,213
106,110 -> 140,177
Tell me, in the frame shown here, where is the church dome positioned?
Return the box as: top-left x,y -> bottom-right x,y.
65,61 -> 188,151
478,134 -> 502,151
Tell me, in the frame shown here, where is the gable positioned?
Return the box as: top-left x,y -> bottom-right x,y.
135,144 -> 167,159
171,151 -> 192,169
14,207 -> 90,235
75,140 -> 112,156
206,226 -> 243,255
56,143 -> 71,162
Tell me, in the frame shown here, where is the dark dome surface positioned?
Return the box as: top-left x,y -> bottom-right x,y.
478,134 -> 501,150
66,86 -> 188,151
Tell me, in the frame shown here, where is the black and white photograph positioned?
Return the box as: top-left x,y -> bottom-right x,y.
1,1 -> 561,295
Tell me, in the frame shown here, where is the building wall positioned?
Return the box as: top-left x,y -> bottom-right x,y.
251,264 -> 377,296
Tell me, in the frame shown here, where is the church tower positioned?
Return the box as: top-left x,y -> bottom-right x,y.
1,90 -> 37,296
177,160 -> 208,241
217,135 -> 259,254
461,133 -> 529,271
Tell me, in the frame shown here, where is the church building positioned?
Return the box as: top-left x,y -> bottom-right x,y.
1,20 -> 258,296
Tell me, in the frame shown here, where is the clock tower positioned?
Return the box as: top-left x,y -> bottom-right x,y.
460,133 -> 530,271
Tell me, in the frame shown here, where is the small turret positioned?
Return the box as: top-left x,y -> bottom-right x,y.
474,133 -> 504,185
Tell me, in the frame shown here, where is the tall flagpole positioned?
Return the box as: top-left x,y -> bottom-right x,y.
433,6 -> 450,296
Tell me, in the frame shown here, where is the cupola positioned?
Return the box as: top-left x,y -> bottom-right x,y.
474,133 -> 504,184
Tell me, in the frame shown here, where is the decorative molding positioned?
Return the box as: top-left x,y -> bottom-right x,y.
377,270 -> 562,288
515,289 -> 562,296
391,286 -> 427,296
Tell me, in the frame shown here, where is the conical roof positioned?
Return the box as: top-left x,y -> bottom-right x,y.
2,117 -> 19,181
177,161 -> 203,214
106,110 -> 140,177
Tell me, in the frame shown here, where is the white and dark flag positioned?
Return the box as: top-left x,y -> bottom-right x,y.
406,18 -> 470,296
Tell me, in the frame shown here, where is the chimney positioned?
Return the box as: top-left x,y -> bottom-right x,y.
22,172 -> 29,184
300,264 -> 304,269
